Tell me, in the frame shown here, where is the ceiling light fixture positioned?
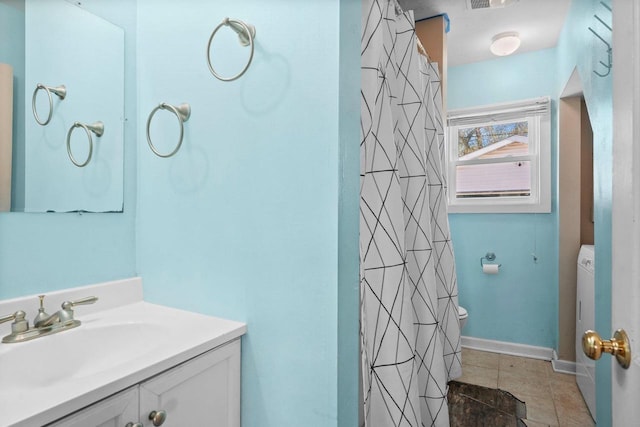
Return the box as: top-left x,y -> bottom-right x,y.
490,32 -> 521,56
489,0 -> 516,8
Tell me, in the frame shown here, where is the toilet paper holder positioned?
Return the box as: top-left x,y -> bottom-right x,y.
480,252 -> 502,267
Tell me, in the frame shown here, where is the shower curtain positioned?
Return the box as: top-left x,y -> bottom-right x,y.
360,1 -> 461,426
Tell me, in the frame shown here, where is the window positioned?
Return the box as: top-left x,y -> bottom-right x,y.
446,97 -> 551,213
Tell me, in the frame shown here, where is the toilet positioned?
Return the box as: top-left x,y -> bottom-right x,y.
458,306 -> 468,330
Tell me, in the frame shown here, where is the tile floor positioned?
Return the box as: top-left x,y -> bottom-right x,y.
458,347 -> 595,427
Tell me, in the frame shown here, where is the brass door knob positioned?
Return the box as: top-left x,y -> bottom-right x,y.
149,410 -> 167,426
582,329 -> 631,369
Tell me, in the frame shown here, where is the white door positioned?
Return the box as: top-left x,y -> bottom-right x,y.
611,0 -> 640,425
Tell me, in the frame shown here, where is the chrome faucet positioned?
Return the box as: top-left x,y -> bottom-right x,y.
34,295 -> 98,327
0,295 -> 98,343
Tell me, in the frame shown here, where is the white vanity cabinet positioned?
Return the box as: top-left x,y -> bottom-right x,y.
48,339 -> 241,427
47,387 -> 140,427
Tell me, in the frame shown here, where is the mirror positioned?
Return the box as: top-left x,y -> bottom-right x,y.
0,0 -> 124,213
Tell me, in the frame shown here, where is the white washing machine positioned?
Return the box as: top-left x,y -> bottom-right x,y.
576,244 -> 596,420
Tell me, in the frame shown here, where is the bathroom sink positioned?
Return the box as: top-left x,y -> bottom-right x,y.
0,286 -> 247,427
0,320 -> 164,389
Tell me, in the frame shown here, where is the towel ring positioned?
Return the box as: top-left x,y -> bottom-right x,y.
146,103 -> 191,158
206,17 -> 256,82
66,121 -> 104,167
32,83 -> 66,126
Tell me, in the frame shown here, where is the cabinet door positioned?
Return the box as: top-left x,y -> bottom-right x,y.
139,339 -> 241,427
47,387 -> 139,427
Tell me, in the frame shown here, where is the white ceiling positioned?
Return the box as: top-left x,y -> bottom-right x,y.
398,0 -> 573,66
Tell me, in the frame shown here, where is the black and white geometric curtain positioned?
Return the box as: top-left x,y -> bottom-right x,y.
360,1 -> 461,426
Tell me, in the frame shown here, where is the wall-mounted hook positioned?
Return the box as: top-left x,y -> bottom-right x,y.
588,27 -> 612,77
589,3 -> 612,77
594,14 -> 612,32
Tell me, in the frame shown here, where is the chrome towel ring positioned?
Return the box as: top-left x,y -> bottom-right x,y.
146,103 -> 191,158
206,17 -> 256,82
66,121 -> 104,167
32,83 -> 66,126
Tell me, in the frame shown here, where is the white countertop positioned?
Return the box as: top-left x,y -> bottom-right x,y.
0,278 -> 246,427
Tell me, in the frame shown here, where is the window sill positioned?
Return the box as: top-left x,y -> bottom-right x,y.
447,200 -> 551,214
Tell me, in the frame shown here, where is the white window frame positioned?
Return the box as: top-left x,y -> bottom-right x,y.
446,96 -> 551,214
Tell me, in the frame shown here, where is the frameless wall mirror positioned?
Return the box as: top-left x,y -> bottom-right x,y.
0,0 -> 124,213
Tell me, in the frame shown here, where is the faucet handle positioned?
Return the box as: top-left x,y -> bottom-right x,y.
0,310 -> 24,324
0,310 -> 29,334
61,296 -> 98,310
59,296 -> 98,322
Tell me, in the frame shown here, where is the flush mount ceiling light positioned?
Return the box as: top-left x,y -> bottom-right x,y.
490,32 -> 521,56
489,0 -> 514,7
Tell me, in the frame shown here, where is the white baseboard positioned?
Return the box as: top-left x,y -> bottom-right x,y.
551,358 -> 577,374
550,350 -> 577,374
461,336 -> 554,361
461,336 -> 577,376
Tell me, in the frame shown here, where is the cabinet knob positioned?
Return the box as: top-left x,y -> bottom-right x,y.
149,410 -> 167,426
125,423 -> 143,427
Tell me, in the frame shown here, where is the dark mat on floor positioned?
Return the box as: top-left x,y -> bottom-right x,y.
448,380 -> 527,427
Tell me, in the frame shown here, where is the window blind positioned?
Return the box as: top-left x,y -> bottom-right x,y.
448,96 -> 550,127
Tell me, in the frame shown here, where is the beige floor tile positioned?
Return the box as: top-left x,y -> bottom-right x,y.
462,347 -> 501,370
550,381 -> 589,410
549,371 -> 577,387
549,381 -> 580,401
556,413 -> 595,427
517,392 -> 558,426
499,354 -> 550,376
498,370 -> 551,401
457,364 -> 499,389
523,420 -> 552,427
544,361 -> 556,377
454,349 -> 593,427
554,393 -> 594,427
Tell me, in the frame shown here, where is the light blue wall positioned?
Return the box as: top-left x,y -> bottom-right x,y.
450,0 -> 613,424
0,0 -> 360,424
5,0 -> 614,425
135,0 -> 359,425
337,0 -> 361,425
448,48 -> 559,349
0,0 -> 137,299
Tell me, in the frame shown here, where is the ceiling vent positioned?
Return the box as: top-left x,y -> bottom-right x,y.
467,0 -> 518,9
467,0 -> 490,9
